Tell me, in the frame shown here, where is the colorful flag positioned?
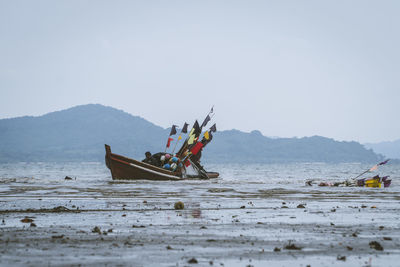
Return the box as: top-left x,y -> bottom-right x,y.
167,137 -> 174,148
184,159 -> 191,167
378,159 -> 390,165
369,165 -> 378,172
204,131 -> 210,140
178,135 -> 182,140
191,142 -> 204,155
201,115 -> 211,128
169,125 -> 178,136
210,123 -> 217,133
188,121 -> 201,144
181,122 -> 189,134
188,134 -> 196,145
193,120 -> 201,137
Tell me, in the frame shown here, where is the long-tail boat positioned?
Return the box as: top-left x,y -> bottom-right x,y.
105,144 -> 219,181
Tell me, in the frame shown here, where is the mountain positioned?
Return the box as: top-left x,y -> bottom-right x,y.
202,130 -> 380,163
364,140 -> 400,160
0,104 -> 382,163
0,104 -> 166,162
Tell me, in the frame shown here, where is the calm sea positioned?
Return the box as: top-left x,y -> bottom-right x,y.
0,162 -> 398,209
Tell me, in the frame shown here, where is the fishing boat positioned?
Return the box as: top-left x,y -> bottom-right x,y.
105,144 -> 219,181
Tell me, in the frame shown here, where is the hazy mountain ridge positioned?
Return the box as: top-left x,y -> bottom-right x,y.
203,130 -> 380,163
364,140 -> 400,160
0,104 -> 383,163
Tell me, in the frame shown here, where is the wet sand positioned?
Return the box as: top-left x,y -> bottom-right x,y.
1,163 -> 399,266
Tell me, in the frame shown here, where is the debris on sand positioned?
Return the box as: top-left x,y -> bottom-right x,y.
92,226 -> 101,234
281,206 -> 289,209
52,206 -> 71,212
51,235 -> 64,239
240,206 -> 246,209
305,180 -> 313,186
369,241 -> 383,251
174,201 -> 184,210
132,225 -> 146,228
21,217 -> 34,223
297,204 -> 306,208
166,245 -> 172,250
30,223 -> 37,227
273,247 -> 281,252
188,257 -> 198,264
64,176 -> 73,180
383,237 -> 392,241
346,246 -> 353,251
284,242 -> 302,250
337,255 -> 346,261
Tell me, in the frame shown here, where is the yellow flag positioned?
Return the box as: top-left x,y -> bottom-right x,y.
178,135 -> 182,140
188,135 -> 196,145
187,128 -> 196,144
204,131 -> 210,140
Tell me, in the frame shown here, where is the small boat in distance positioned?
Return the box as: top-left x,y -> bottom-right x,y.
105,144 -> 219,181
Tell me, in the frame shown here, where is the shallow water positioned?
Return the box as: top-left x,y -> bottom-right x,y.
0,162 -> 399,266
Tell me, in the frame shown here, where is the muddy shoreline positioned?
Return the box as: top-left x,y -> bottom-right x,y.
2,190 -> 399,266
1,163 -> 399,266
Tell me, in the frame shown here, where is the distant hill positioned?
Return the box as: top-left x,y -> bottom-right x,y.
364,140 -> 400,160
203,130 -> 381,163
0,104 -> 166,162
0,104 -> 382,163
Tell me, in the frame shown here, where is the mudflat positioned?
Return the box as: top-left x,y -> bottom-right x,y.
0,162 -> 399,266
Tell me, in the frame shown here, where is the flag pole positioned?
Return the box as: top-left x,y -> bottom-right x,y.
171,139 -> 180,154
172,131 -> 184,154
351,159 -> 390,180
177,107 -> 214,158
352,169 -> 372,180
171,122 -> 189,154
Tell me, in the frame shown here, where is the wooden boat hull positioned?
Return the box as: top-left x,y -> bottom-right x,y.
105,144 -> 219,181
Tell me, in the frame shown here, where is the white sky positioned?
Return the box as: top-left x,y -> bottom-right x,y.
1,0 -> 399,143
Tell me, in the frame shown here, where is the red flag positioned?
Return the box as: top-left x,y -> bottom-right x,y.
167,137 -> 173,148
184,160 -> 191,167
190,142 -> 204,155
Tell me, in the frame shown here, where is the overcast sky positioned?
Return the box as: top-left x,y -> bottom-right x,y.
1,0 -> 399,143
